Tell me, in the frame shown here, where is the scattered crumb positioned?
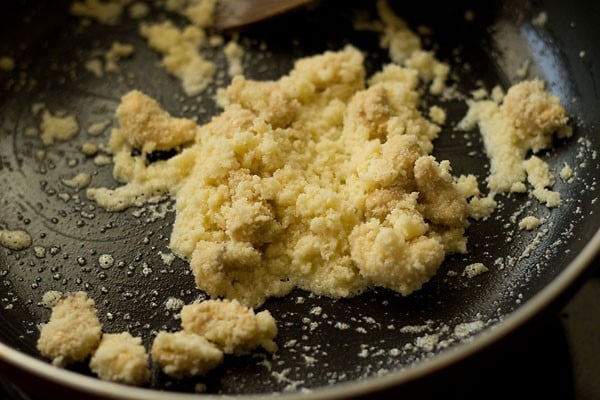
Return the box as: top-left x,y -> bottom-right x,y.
61,172 -> 91,190
140,21 -> 215,96
519,216 -> 544,230
181,299 -> 277,355
454,320 -> 484,339
560,163 -> 573,181
41,111 -> 79,145
105,41 -> 134,72
84,58 -> 104,77
41,291 -> 63,308
81,142 -> 99,156
459,79 -> 571,207
224,40 -> 244,77
516,59 -> 530,78
37,292 -> 102,367
462,262 -> 488,278
87,120 -> 111,136
429,105 -> 446,125
151,331 -> 223,378
89,332 -> 150,385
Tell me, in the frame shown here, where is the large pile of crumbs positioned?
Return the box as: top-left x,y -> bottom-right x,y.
0,0 -> 574,389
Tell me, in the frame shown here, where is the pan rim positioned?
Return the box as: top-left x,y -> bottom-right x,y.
0,227 -> 598,399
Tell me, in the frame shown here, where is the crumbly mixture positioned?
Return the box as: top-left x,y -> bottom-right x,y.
104,41 -> 134,72
458,79 -> 571,206
88,46 -> 482,307
61,172 -> 91,190
181,299 -> 277,355
89,333 -> 150,385
224,40 -> 244,77
151,331 -> 224,378
519,216 -> 544,230
37,292 -> 102,366
40,111 -> 79,145
165,0 -> 217,28
376,0 -> 449,94
140,20 -> 215,96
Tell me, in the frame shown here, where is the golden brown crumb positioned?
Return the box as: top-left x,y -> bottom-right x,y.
116,90 -> 197,152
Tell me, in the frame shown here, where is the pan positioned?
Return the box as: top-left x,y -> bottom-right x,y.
0,0 -> 599,398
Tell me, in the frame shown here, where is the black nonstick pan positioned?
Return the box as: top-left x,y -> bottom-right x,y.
0,0 -> 599,398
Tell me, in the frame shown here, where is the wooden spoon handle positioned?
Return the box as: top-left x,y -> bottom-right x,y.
215,0 -> 314,30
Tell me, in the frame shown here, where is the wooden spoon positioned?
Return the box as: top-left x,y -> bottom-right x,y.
214,0 -> 314,30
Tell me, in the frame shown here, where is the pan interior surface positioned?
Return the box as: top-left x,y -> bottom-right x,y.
0,0 -> 598,396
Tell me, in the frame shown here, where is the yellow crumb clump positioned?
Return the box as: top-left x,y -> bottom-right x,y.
458,79 -> 570,207
181,299 -> 277,355
89,332 -> 150,385
151,331 -> 223,378
164,0 -> 217,28
376,0 -> 449,94
519,215 -> 544,230
40,111 -> 79,145
88,46 -> 477,307
37,292 -> 102,367
140,21 -> 215,96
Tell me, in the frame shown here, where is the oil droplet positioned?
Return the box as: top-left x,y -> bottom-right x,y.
98,254 -> 114,269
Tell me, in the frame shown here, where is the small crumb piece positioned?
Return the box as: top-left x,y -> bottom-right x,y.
0,56 -> 15,71
89,332 -> 150,385
560,163 -> 573,181
81,142 -> 99,156
471,88 -> 488,100
490,85 -> 505,103
151,331 -> 223,378
181,299 -> 277,355
224,40 -> 244,76
516,59 -> 530,79
140,21 -> 216,96
105,42 -> 134,73
462,262 -> 488,278
41,111 -> 79,145
84,59 -> 104,77
165,297 -> 185,311
429,105 -> 446,125
519,216 -> 544,230
41,291 -> 63,308
116,90 -> 197,151
0,229 -> 32,251
37,292 -> 102,367
87,120 -> 111,136
62,172 -> 91,190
